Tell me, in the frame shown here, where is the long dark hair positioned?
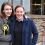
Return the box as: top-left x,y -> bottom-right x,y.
14,5 -> 25,12
1,2 -> 13,18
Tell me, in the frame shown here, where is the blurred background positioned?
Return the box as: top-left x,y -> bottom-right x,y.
0,0 -> 45,45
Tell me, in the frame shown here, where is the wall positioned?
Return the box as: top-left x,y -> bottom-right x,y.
29,15 -> 45,45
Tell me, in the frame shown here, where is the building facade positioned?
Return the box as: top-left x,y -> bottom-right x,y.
0,0 -> 45,15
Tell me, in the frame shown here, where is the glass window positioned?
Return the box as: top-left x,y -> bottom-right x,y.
12,0 -> 30,14
32,0 -> 41,15
43,0 -> 45,15
32,0 -> 41,4
44,0 -> 45,2
32,5 -> 41,15
13,0 -> 21,8
22,0 -> 30,13
31,0 -> 45,15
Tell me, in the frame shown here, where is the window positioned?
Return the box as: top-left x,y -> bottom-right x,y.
12,0 -> 30,14
31,0 -> 45,15
13,0 -> 21,8
44,0 -> 45,15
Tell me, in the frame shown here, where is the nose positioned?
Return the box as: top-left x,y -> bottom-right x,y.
18,12 -> 22,14
8,10 -> 12,12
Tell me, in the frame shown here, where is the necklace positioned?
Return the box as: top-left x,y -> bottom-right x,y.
1,18 -> 9,36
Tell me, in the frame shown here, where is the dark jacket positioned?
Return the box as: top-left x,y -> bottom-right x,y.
9,16 -> 38,45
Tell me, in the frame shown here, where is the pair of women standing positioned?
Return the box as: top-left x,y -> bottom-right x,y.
0,2 -> 38,45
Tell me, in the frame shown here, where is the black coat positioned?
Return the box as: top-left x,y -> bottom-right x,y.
9,16 -> 38,45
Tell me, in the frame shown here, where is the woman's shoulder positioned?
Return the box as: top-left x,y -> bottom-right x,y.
9,15 -> 15,19
8,15 -> 16,23
25,16 -> 33,22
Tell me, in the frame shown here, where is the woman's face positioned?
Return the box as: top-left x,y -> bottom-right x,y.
3,5 -> 12,17
15,7 -> 25,20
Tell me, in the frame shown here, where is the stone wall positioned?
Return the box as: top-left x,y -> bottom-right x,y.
29,15 -> 45,45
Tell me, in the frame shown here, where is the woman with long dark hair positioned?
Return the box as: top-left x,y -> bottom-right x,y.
0,2 -> 13,45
